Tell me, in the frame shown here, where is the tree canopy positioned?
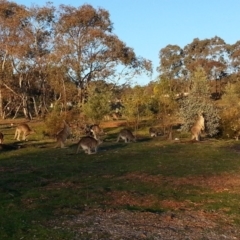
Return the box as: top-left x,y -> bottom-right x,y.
0,1 -> 152,119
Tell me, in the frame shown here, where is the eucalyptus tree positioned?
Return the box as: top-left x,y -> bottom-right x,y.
179,67 -> 220,137
0,1 -> 56,119
158,44 -> 184,80
0,0 -> 29,118
152,77 -> 179,135
228,40 -> 240,87
82,80 -> 113,123
158,37 -> 230,98
24,3 -> 56,117
54,4 -> 152,106
183,38 -> 212,75
229,40 -> 240,73
10,3 -> 56,118
183,36 -> 228,97
219,81 -> 240,138
208,37 -> 229,97
121,85 -> 152,131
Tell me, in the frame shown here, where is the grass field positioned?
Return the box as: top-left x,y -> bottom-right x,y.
1,119 -> 240,239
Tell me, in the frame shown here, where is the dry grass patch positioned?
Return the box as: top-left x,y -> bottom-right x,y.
106,190 -> 202,211
101,120 -> 127,129
106,190 -> 159,208
41,181 -> 83,191
57,208 -> 239,240
119,172 -> 240,193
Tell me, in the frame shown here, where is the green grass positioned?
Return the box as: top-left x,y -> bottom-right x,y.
1,121 -> 240,239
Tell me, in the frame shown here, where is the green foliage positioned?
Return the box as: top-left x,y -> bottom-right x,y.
152,77 -> 179,132
219,82 -> 240,137
82,81 -> 112,123
44,109 -> 66,136
122,85 -> 152,129
179,67 -> 220,136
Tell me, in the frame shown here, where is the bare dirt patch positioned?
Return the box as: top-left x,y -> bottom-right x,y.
57,208 -> 239,240
105,190 -> 160,209
56,171 -> 240,239
105,190 -> 198,213
101,120 -> 127,129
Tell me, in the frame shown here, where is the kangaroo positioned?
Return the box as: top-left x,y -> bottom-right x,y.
54,120 -> 71,148
84,124 -> 105,140
149,127 -> 161,137
76,136 -> 102,154
116,129 -> 136,143
191,113 -> 205,141
0,132 -> 4,144
14,123 -> 35,141
234,131 -> 240,141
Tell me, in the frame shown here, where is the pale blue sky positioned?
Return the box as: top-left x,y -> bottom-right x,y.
15,0 -> 240,85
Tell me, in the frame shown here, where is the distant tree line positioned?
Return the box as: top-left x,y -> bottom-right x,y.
158,36 -> 240,99
1,1 -> 240,139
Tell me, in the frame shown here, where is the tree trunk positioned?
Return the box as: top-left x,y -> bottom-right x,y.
0,88 -> 3,119
32,96 -> 39,118
12,103 -> 22,119
22,95 -> 32,120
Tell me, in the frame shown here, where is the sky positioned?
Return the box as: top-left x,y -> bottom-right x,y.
14,0 -> 240,85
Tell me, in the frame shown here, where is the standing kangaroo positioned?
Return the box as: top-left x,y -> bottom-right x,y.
84,124 -> 105,140
191,113 -> 205,141
14,123 -> 35,141
54,120 -> 71,148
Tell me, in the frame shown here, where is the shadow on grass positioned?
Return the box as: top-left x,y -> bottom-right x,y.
100,143 -> 129,151
136,137 -> 153,142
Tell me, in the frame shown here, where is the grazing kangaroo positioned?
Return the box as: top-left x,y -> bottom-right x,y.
116,129 -> 136,143
54,120 -> 71,148
76,136 -> 102,154
191,113 -> 205,141
14,123 -> 35,141
149,127 -> 161,137
0,132 -> 4,144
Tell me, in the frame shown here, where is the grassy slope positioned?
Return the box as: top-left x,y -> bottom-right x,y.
1,119 -> 240,239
